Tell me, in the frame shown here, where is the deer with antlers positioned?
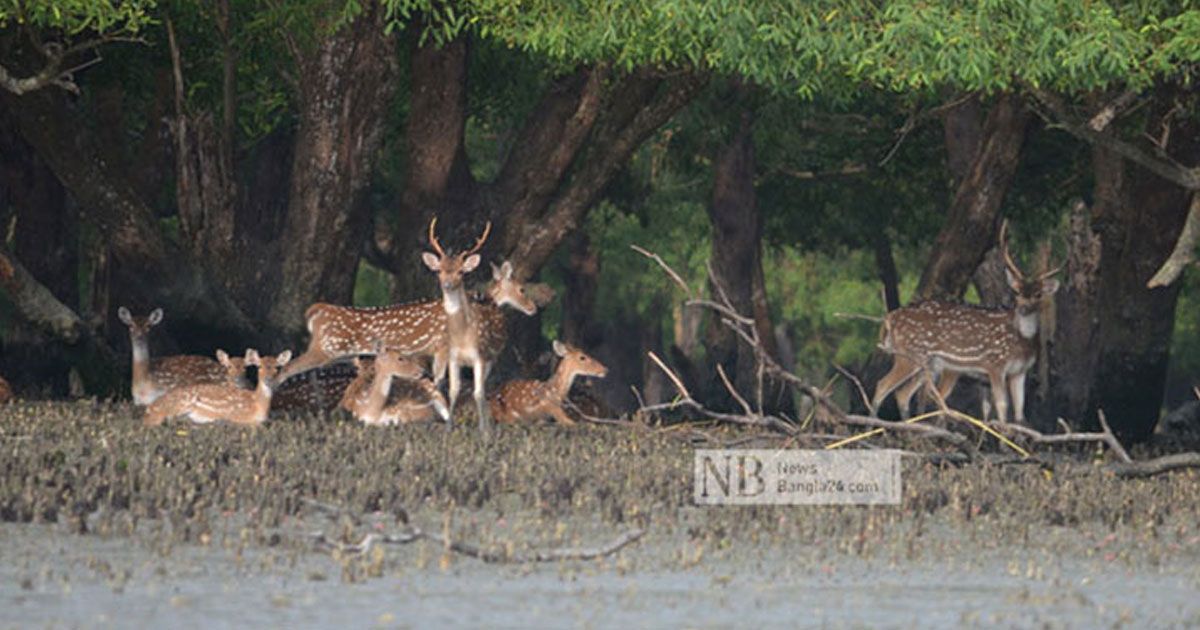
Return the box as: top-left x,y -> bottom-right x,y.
118,307 -> 230,405
872,221 -> 1060,424
422,218 -> 499,434
339,344 -> 449,425
489,341 -> 608,425
143,349 -> 293,426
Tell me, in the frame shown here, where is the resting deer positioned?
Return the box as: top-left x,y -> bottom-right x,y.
143,350 -> 292,427
272,363 -> 359,414
423,218 -> 496,433
872,221 -> 1060,424
278,261 -> 542,385
215,350 -> 252,389
118,307 -> 229,405
489,341 -> 608,425
340,347 -> 449,425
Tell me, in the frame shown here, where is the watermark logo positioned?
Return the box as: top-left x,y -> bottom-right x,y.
694,449 -> 901,505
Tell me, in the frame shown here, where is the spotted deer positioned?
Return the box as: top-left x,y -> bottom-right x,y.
215,350 -> 252,389
272,363 -> 359,414
489,341 -> 608,425
143,350 -> 292,427
118,307 -> 229,405
872,221 -> 1060,424
278,261 -> 542,386
340,347 -> 449,425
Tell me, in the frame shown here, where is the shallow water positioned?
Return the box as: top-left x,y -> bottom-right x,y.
3,522 -> 1198,629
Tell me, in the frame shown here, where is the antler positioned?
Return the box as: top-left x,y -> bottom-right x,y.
466,221 -> 492,257
998,219 -> 1025,280
428,217 -> 447,258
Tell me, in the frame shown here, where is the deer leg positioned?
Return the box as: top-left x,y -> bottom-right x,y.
547,403 -> 577,426
277,348 -> 331,384
474,358 -> 492,436
447,357 -> 461,429
1007,371 -> 1027,424
872,358 -> 920,416
894,377 -> 921,419
926,370 -> 961,411
431,349 -> 448,386
987,371 -> 1009,423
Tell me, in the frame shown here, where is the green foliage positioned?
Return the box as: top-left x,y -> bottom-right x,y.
0,0 -> 156,35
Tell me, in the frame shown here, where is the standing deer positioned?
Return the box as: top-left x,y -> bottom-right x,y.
118,307 -> 229,405
872,221 -> 1060,424
422,218 -> 495,433
278,261 -> 542,385
143,349 -> 292,426
489,341 -> 608,425
340,346 -> 449,425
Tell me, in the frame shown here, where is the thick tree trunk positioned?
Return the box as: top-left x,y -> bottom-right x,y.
1089,118 -> 1198,441
916,93 -> 1032,300
870,230 -> 901,311
1045,198 -> 1102,428
266,5 -> 399,342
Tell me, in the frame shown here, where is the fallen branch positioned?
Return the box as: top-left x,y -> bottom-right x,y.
1106,452 -> 1200,479
303,499 -> 646,563
987,410 -> 1131,464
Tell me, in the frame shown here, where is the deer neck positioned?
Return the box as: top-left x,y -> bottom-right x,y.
129,335 -> 151,388
548,364 -> 581,401
252,377 -> 276,422
1013,310 -> 1040,340
442,285 -> 478,346
361,370 -> 395,422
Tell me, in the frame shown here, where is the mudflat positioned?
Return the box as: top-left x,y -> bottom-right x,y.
2,402 -> 1199,628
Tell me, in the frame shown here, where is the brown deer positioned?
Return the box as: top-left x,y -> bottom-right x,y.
144,349 -> 292,427
872,221 -> 1060,424
422,218 -> 496,433
0,374 -> 12,404
215,350 -> 252,388
278,260 -> 542,385
489,341 -> 608,425
272,363 -> 360,414
340,347 -> 449,425
118,307 -> 229,405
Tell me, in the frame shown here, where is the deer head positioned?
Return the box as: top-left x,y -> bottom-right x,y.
999,220 -> 1061,336
489,260 -> 537,315
247,349 -> 293,391
118,307 -> 164,340
553,340 -> 608,379
422,218 -> 491,297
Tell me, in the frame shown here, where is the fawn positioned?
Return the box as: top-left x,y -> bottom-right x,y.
489,341 -> 608,425
143,350 -> 292,426
339,346 -> 449,425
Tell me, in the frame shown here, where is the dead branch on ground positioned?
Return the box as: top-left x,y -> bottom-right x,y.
302,498 -> 644,563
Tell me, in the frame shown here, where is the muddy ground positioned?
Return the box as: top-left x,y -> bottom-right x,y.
2,402 -> 1199,628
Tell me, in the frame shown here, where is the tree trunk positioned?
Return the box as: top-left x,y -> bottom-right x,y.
1045,198 -> 1102,428
266,4 -> 399,342
0,88 -> 255,346
916,93 -> 1032,300
870,230 -> 900,311
704,106 -> 792,416
1089,114 -> 1198,441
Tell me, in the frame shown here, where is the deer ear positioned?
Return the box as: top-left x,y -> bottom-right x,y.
276,350 -> 292,365
1041,278 -> 1060,297
216,350 -> 230,365
462,254 -> 481,273
1004,268 -> 1022,292
148,308 -> 164,326
491,262 -> 502,280
500,260 -> 514,279
421,252 -> 441,271
117,307 -> 133,325
553,340 -> 567,357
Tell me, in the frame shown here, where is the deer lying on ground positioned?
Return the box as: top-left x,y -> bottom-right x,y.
489,341 -> 608,425
339,346 -> 449,425
143,350 -> 292,427
272,363 -> 359,414
118,307 -> 229,405
278,261 -> 544,388
872,221 -> 1060,424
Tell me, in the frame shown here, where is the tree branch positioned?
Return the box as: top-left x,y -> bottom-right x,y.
1147,191 -> 1200,288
